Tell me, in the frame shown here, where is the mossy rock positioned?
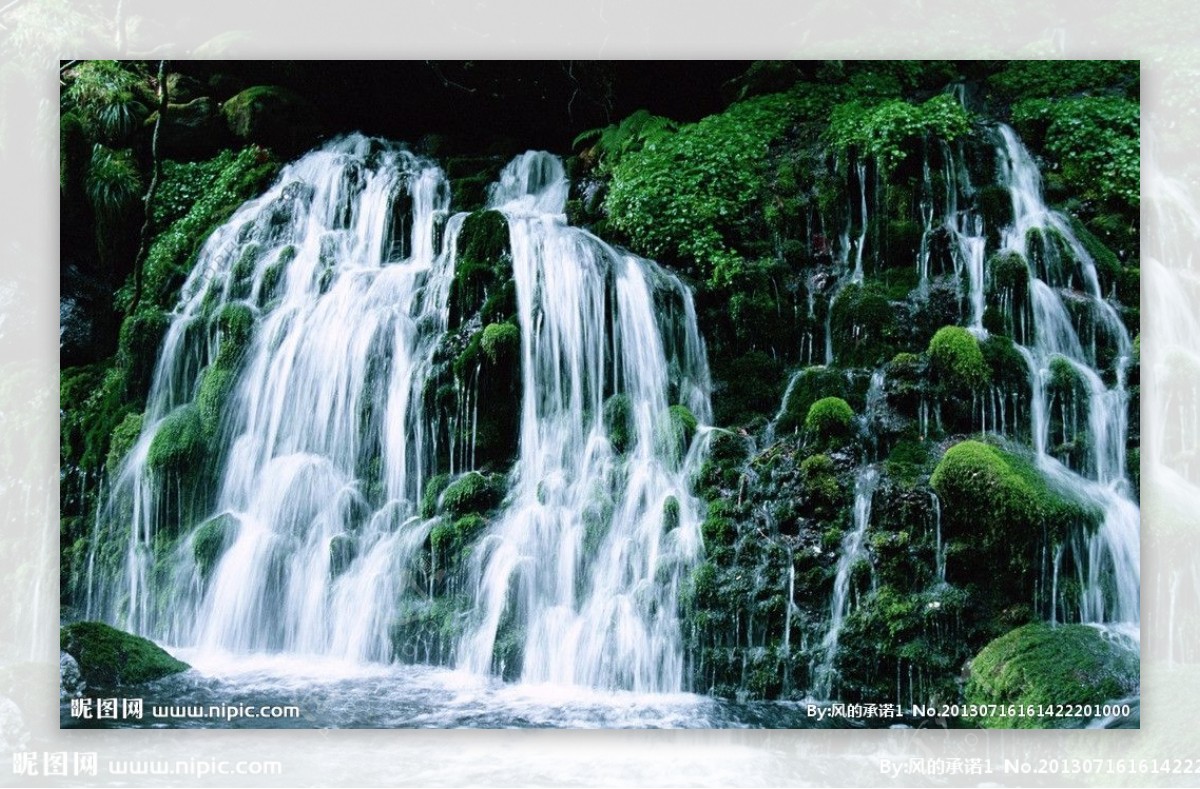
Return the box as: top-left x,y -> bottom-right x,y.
431,514 -> 488,565
213,302 -> 255,369
662,496 -> 681,532
420,473 -> 452,520
480,321 -> 520,364
329,533 -> 356,577
805,396 -> 855,446
147,405 -> 206,475
965,622 -> 1138,728
665,404 -> 698,458
193,514 -> 236,579
60,622 -> 189,686
221,85 -> 320,154
930,440 -> 1096,582
196,366 -> 237,436
604,393 -> 634,454
440,472 -> 506,518
775,366 -> 849,435
450,210 -> 513,328
106,411 -> 144,473
928,325 -> 989,392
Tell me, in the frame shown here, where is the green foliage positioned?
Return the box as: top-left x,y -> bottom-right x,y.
62,60 -> 149,144
86,144 -> 143,220
147,405 -> 206,475
605,93 -> 797,287
60,621 -> 189,686
480,322 -> 520,364
928,326 -> 989,392
827,94 -> 971,170
119,145 -> 279,313
805,396 -> 854,444
440,472 -> 505,518
965,622 -> 1139,728
153,150 -> 242,228
192,514 -> 235,579
573,109 -> 678,171
1012,96 -> 1139,208
987,61 -> 1138,101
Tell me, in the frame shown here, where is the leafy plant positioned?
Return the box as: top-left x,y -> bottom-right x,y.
1011,96 -> 1139,207
573,109 -> 677,172
605,93 -> 797,288
827,93 -> 972,171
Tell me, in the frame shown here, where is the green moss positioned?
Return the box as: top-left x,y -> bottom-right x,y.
776,366 -> 850,435
928,326 -> 989,392
965,622 -> 1139,728
106,412 -> 144,472
192,514 -> 235,579
117,309 -> 170,400
805,397 -> 855,445
666,404 -> 699,458
420,473 -> 451,520
990,251 -> 1028,296
259,245 -> 296,305
829,283 -> 896,367
431,514 -> 488,564
480,321 -> 520,364
604,394 -> 633,454
196,366 -> 236,437
60,621 -> 189,686
451,210 -> 513,327
440,472 -> 505,518
329,533 -> 355,577
800,452 -> 845,515
214,302 -> 255,369
980,335 -> 1028,389
931,440 -> 1094,551
663,496 -> 681,532
147,405 -> 206,475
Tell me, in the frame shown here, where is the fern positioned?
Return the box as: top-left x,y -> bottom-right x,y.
574,109 -> 677,171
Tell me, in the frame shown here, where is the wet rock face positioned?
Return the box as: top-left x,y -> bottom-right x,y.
60,651 -> 85,699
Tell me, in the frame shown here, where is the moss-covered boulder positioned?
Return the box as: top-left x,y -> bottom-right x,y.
192,514 -> 236,579
222,86 -> 321,155
604,393 -> 634,454
480,321 -> 519,363
440,472 -> 506,518
805,396 -> 855,447
928,325 -> 989,392
965,622 -> 1139,728
147,405 -> 206,475
60,622 -> 189,686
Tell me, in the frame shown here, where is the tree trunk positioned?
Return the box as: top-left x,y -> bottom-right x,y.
128,59 -> 168,315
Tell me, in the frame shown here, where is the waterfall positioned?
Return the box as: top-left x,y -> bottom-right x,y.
995,125 -> 1139,626
85,139 -> 715,690
87,135 -> 457,658
811,465 -> 879,699
457,152 -> 713,693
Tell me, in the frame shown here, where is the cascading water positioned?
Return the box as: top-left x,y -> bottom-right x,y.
457,153 -> 713,693
87,139 -> 713,696
88,135 -> 457,659
811,465 -> 879,700
995,124 -> 1139,627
